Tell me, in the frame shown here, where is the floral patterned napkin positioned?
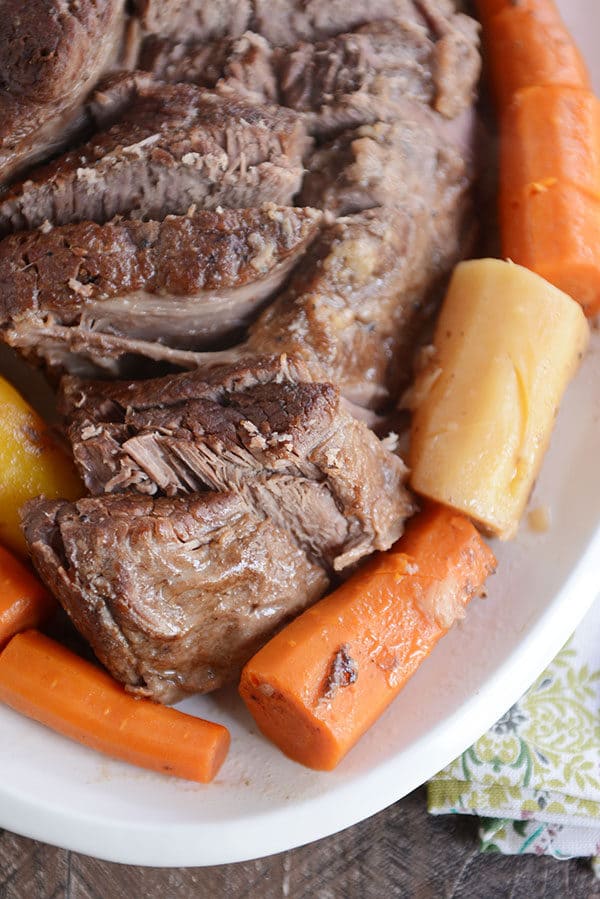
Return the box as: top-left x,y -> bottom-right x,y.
428,596 -> 600,864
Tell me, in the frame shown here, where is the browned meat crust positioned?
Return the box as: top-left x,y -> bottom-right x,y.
0,81 -> 311,236
23,491 -> 329,702
60,354 -> 414,571
0,205 -> 322,370
0,0 -> 126,183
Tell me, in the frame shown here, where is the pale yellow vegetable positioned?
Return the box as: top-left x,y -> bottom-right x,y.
410,258 -> 589,540
0,377 -> 82,556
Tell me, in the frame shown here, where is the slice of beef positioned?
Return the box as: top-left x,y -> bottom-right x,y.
136,6 -> 479,137
299,114 -> 472,216
23,491 -> 329,701
0,0 -> 126,184
84,70 -> 158,130
3,109 -> 474,398
418,0 -> 483,119
11,161 -> 473,388
277,16 -> 480,136
61,354 -> 413,571
251,0 -> 412,46
129,0 -> 434,50
0,205 -> 322,374
0,82 -> 311,237
132,0 -> 252,42
26,141 -> 472,395
138,31 -> 278,105
244,71 -> 477,408
243,199 -> 472,408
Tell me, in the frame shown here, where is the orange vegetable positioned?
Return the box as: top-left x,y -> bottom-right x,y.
501,86 -> 600,197
240,505 -> 496,771
475,0 -> 563,30
482,4 -> 589,109
0,376 -> 82,556
0,630 -> 230,783
0,545 -> 54,649
474,0 -> 510,27
501,180 -> 600,316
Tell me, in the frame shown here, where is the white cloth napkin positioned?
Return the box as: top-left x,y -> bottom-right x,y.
429,596 -> 600,864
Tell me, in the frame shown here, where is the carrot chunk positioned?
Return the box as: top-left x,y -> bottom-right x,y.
0,630 -> 230,783
239,505 -> 496,771
474,0 -> 510,27
0,545 -> 55,649
476,0 -> 565,30
501,86 -> 600,197
483,5 -> 589,109
501,180 -> 600,316
483,4 -> 600,318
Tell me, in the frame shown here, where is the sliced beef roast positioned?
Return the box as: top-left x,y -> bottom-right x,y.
242,200 -> 472,408
299,114 -> 473,216
133,0 -> 441,52
136,5 -> 479,137
138,31 -> 278,105
60,355 -> 413,571
0,82 -> 311,237
6,0 -> 481,707
132,0 -> 252,42
41,354 -> 413,699
23,491 -> 329,701
251,0 -> 412,46
277,16 -> 480,135
0,111 -> 474,397
0,0 -> 126,183
0,205 -> 322,375
2,179 -> 471,399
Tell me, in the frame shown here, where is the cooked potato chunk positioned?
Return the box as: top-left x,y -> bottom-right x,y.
0,377 -> 82,555
410,258 -> 589,539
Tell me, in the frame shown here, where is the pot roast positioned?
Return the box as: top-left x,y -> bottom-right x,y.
0,205 -> 322,376
59,354 -> 413,571
24,354 -> 413,701
0,0 -> 126,184
0,80 -> 311,237
23,490 -> 329,702
4,0 -> 481,701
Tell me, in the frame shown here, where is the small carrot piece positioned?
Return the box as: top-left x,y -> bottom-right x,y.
500,86 -> 600,197
475,0 -> 563,30
0,630 -> 230,783
483,5 -> 590,110
501,180 -> 600,316
0,545 -> 54,649
473,0 -> 509,28
239,505 -> 496,771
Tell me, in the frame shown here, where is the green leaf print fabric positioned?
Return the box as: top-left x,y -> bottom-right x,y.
428,597 -> 600,863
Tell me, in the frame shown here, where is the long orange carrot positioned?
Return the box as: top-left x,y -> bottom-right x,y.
239,505 -> 496,771
501,179 -> 600,317
499,84 -> 600,316
480,1 -> 600,317
480,2 -> 590,110
0,545 -> 55,649
0,630 -> 230,783
501,85 -> 600,197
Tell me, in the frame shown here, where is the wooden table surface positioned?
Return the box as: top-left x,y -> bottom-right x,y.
2,787 -> 599,898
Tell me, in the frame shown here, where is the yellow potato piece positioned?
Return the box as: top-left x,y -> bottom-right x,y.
410,259 -> 589,540
0,377 -> 82,556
